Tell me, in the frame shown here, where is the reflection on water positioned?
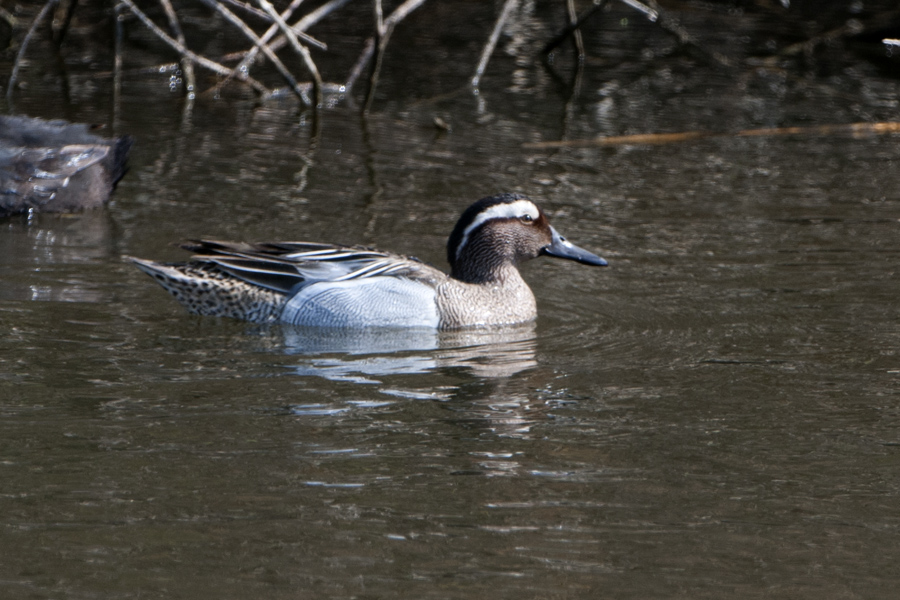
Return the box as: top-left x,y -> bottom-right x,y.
278,321 -> 537,382
0,211 -> 119,303
271,322 -> 542,437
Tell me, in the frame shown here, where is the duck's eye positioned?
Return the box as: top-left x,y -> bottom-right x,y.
520,214 -> 533,224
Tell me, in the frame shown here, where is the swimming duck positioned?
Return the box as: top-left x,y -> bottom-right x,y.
129,193 -> 607,328
0,114 -> 132,217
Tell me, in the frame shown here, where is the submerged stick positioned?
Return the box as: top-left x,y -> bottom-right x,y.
472,0 -> 519,88
523,122 -> 900,149
7,0 -> 59,103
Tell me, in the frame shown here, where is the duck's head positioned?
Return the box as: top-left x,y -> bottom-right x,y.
447,193 -> 607,283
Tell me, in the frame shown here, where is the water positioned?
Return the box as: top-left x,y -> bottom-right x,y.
1,1 -> 900,598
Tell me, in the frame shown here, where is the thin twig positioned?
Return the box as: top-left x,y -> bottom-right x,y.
364,0 -> 430,112
374,0 -> 384,35
621,0 -> 730,67
567,0 -> 585,61
286,0 -> 352,45
215,0 -> 349,94
258,0 -> 322,108
217,0 -> 326,50
346,36 -> 375,95
544,0 -> 608,55
214,0 -> 324,99
159,0 -> 196,101
384,0 -> 429,27
199,0 -> 309,102
7,0 -> 59,103
0,7 -> 19,28
52,0 -> 79,45
472,0 -> 519,88
618,0 -> 657,22
221,0 -> 270,22
364,0 -> 387,113
119,0 -> 270,95
558,0 -> 585,144
113,1 -> 124,128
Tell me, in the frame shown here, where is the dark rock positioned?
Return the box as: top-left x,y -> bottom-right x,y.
0,115 -> 132,217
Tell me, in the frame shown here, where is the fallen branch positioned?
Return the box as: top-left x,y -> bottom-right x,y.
523,122 -> 900,149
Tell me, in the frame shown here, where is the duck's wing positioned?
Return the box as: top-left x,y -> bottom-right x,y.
180,240 -> 445,294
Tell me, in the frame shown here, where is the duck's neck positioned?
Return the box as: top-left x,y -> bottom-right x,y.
450,239 -> 520,284
451,257 -> 521,285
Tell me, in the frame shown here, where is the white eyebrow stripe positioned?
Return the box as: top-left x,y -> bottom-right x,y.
455,199 -> 540,259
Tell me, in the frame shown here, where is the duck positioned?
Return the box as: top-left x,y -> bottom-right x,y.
0,114 -> 132,217
128,193 -> 607,329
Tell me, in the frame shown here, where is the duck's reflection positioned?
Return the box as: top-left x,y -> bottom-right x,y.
279,322 -> 537,380
446,379 -> 546,439
272,322 -> 544,437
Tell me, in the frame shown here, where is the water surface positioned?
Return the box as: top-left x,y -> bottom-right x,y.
1,2 -> 899,598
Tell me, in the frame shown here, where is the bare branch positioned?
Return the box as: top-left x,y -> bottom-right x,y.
159,0 -> 197,101
118,0 -> 270,95
258,0 -> 323,108
199,0 -> 309,102
472,0 -> 519,88
7,0 -> 59,104
544,0 -> 609,55
215,0 -> 325,98
384,0 -> 429,28
364,0 -> 430,112
346,37 -> 375,95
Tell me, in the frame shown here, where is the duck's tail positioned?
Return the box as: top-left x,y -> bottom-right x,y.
126,256 -> 286,323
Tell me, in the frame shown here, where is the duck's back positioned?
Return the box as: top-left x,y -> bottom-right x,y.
130,240 -> 448,327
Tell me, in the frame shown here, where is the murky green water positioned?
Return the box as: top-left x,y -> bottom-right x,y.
1,1 -> 899,598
